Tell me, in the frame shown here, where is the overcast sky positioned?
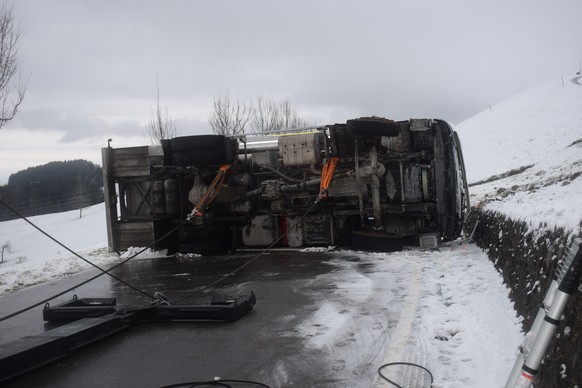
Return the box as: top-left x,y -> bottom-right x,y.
0,0 -> 581,184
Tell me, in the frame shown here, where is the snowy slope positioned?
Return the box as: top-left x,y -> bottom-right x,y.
457,76 -> 582,235
457,76 -> 582,183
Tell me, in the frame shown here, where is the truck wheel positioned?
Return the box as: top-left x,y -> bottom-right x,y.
170,135 -> 236,166
178,224 -> 232,255
347,117 -> 400,137
170,135 -> 226,152
350,231 -> 410,252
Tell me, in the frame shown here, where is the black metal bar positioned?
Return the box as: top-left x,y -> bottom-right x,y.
43,296 -> 117,322
152,292 -> 256,322
0,313 -> 135,383
1,292 -> 256,384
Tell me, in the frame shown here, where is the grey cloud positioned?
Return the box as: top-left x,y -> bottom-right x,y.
8,0 -> 582,138
12,108 -> 145,142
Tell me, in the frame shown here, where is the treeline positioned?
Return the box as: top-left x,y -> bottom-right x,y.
209,92 -> 314,136
0,160 -> 103,221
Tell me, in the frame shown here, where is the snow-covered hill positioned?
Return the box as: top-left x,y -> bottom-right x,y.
457,76 -> 582,183
457,76 -> 582,235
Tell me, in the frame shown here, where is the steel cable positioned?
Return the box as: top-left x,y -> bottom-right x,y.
0,197 -> 188,323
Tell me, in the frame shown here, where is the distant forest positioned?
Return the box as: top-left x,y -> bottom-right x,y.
0,160 -> 103,221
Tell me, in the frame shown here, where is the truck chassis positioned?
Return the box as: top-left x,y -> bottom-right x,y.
102,117 -> 469,254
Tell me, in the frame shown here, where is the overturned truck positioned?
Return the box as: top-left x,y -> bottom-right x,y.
102,117 -> 469,254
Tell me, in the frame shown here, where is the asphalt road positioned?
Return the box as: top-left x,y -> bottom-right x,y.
0,250 -> 411,388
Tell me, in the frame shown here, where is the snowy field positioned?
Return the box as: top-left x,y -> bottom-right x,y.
0,204 -> 117,295
1,75 -> 581,386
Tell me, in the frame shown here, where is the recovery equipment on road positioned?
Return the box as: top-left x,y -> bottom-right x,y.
0,292 -> 256,384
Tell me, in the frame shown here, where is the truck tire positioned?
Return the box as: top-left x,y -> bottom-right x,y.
347,117 -> 400,137
170,135 -> 225,152
178,224 -> 232,255
170,135 -> 235,166
179,224 -> 226,241
350,231 -> 410,252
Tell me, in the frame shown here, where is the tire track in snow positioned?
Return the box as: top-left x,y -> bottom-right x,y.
376,258 -> 430,388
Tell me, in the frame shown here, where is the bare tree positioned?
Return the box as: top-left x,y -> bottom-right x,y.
147,77 -> 178,145
0,2 -> 26,130
250,96 -> 312,134
209,89 -> 254,135
250,95 -> 279,134
278,99 -> 312,131
72,184 -> 88,218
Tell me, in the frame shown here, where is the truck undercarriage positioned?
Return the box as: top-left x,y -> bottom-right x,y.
102,117 -> 469,254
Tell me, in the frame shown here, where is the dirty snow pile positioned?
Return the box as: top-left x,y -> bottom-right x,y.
456,76 -> 582,235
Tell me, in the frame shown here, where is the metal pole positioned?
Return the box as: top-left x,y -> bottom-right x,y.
506,238 -> 581,387
505,280 -> 558,387
101,146 -> 118,252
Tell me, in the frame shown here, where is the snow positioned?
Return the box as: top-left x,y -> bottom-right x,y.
418,245 -> 523,387
0,203 -> 117,294
457,76 -> 582,184
457,75 -> 582,235
289,246 -> 522,387
0,204 -> 167,295
1,75 -> 581,386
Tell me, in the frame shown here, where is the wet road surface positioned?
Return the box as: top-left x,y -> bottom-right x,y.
0,250 -> 400,388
